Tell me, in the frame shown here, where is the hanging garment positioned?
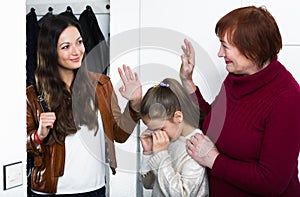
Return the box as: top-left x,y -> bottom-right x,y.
26,8 -> 39,87
26,7 -> 53,87
59,6 -> 79,23
79,6 -> 109,74
38,7 -> 54,27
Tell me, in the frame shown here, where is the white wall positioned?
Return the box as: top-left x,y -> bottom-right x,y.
0,0 -> 26,196
109,0 -> 142,196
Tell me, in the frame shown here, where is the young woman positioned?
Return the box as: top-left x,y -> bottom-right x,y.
139,78 -> 208,197
181,6 -> 300,196
26,15 -> 142,196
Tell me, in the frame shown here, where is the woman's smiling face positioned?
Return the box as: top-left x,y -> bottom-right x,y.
57,26 -> 85,72
217,33 -> 258,75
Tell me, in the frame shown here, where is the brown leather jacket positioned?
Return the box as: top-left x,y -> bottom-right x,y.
26,72 -> 140,194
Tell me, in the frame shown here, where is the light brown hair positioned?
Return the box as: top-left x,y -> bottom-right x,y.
140,78 -> 203,128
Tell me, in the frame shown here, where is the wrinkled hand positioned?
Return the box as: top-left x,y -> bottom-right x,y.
152,130 -> 170,154
186,133 -> 219,169
118,64 -> 142,110
180,39 -> 197,94
140,129 -> 154,155
38,112 -> 56,140
180,38 -> 195,82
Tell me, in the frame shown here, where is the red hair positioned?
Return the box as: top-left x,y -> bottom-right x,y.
215,6 -> 282,68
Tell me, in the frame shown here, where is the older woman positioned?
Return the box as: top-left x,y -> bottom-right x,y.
181,6 -> 300,197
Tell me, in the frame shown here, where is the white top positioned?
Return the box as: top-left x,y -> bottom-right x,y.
56,111 -> 106,194
140,128 -> 209,197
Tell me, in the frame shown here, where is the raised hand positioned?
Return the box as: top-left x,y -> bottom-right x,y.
180,39 -> 197,94
118,64 -> 142,111
180,38 -> 195,82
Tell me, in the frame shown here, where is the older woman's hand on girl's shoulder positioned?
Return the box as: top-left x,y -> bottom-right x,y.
118,64 -> 142,111
186,133 -> 220,169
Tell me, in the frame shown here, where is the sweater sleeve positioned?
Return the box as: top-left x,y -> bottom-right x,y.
148,150 -> 208,197
191,86 -> 211,114
140,154 -> 156,189
211,93 -> 300,196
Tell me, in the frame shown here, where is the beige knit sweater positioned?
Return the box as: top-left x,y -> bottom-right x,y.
140,129 -> 209,197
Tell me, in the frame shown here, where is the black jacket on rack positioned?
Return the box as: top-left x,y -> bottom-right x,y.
26,7 -> 54,87
38,7 -> 53,27
79,6 -> 109,74
59,6 -> 79,23
26,8 -> 39,87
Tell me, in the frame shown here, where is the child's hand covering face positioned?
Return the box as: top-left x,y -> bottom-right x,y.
140,129 -> 170,154
151,130 -> 170,153
140,129 -> 154,155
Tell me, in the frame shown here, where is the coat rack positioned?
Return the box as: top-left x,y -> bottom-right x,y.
26,0 -> 110,16
26,1 -> 110,42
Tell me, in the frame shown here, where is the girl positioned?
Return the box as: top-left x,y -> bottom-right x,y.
139,78 -> 208,197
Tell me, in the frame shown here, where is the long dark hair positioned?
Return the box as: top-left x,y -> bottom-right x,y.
35,15 -> 99,145
140,78 -> 203,128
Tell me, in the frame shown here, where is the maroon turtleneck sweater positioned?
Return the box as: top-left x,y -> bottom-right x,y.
194,59 -> 300,196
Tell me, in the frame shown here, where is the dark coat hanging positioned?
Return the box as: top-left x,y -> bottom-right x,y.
26,8 -> 39,87
58,6 -> 79,22
79,6 -> 109,74
38,7 -> 54,27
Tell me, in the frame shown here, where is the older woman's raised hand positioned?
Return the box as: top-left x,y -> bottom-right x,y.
180,39 -> 197,94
